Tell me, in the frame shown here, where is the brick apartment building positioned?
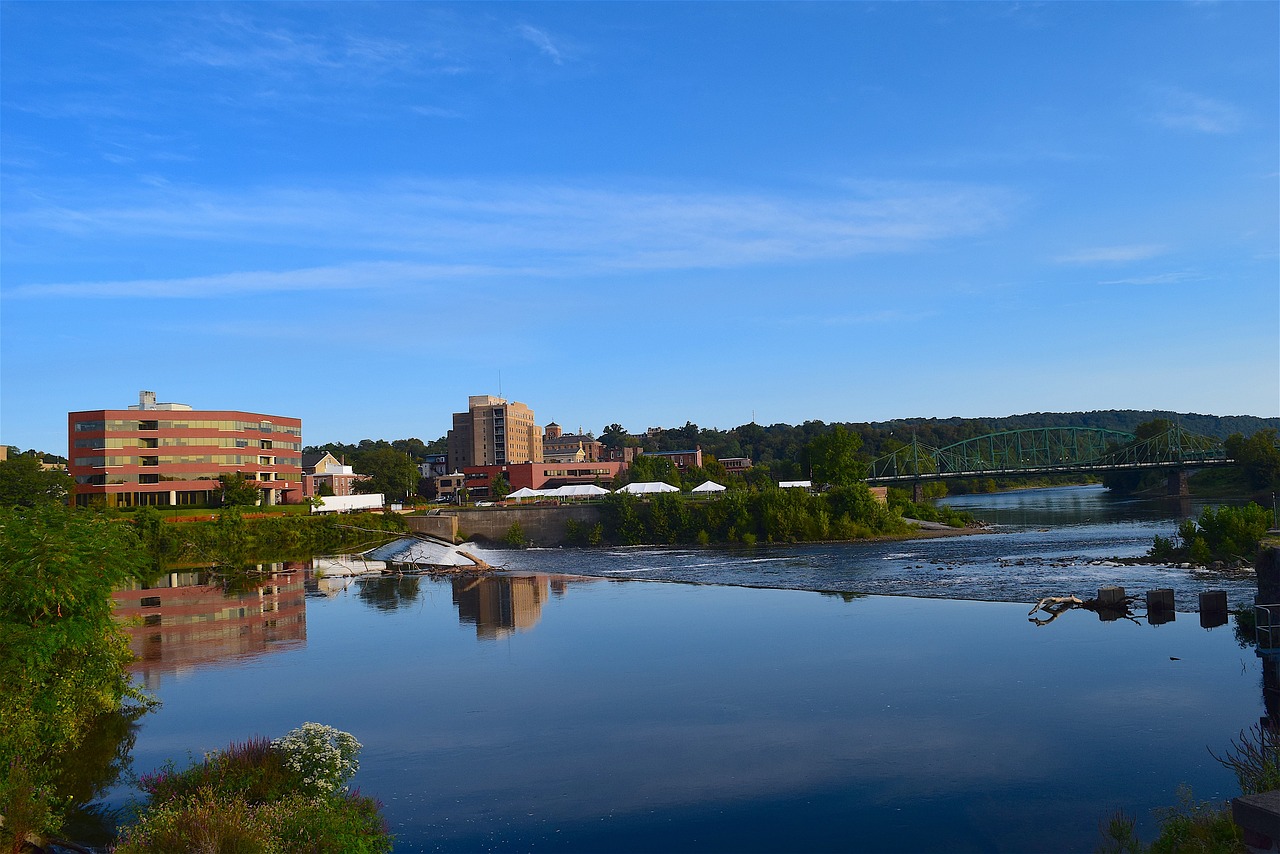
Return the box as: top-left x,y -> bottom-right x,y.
68,391 -> 303,508
446,395 -> 543,470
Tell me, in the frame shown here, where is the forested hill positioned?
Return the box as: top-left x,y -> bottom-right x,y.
864,411 -> 1278,442
640,410 -> 1280,479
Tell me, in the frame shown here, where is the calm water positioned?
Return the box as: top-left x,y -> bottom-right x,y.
92,486 -> 1264,852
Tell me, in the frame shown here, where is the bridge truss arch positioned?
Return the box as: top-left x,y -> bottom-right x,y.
866,426 -> 1229,483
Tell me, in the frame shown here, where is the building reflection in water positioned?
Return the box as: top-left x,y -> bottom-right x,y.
112,563 -> 307,689
451,575 -> 570,640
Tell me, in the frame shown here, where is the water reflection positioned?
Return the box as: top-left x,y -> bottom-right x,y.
452,575 -> 552,639
355,575 -> 422,611
112,563 -> 307,688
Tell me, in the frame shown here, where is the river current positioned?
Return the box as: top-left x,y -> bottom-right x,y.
492,485 -> 1257,610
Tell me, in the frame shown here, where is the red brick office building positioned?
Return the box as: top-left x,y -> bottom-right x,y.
68,391 -> 303,508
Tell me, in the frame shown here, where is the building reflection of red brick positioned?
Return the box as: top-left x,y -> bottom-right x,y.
112,563 -> 307,689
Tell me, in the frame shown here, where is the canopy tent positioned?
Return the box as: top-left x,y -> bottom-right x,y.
618,481 -> 681,494
507,487 -> 548,501
779,480 -> 812,489
690,480 -> 726,494
550,484 -> 611,498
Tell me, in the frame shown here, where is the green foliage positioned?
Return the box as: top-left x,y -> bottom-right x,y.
1099,788 -> 1245,854
804,425 -> 867,489
1225,429 -> 1280,492
352,447 -> 419,500
564,519 -> 604,547
625,454 -> 682,487
596,485 -> 907,546
504,521 -> 528,549
218,471 -> 261,507
490,474 -> 512,501
1148,504 -> 1271,565
887,489 -> 973,527
0,452 -> 72,507
1211,722 -> 1280,796
119,725 -> 389,854
0,506 -> 151,847
152,511 -> 407,568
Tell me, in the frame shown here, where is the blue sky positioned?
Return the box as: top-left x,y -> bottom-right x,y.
2,2 -> 1277,453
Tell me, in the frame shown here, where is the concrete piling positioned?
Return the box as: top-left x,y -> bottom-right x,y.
1147,588 -> 1175,625
1199,590 -> 1228,629
1097,586 -> 1126,607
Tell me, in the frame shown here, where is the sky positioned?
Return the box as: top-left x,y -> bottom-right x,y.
2,2 -> 1277,454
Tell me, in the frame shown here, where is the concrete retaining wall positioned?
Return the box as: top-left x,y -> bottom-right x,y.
406,504 -> 606,547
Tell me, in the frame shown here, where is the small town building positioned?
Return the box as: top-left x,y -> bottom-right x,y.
302,452 -> 368,498
68,391 -> 303,508
647,448 -> 703,469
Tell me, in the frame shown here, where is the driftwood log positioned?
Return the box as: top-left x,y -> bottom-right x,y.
1029,593 -> 1141,626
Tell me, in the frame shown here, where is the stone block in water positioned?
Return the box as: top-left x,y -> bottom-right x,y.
1147,588 -> 1175,612
1097,586 -> 1126,607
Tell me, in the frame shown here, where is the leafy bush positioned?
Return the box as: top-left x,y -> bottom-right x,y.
1148,503 -> 1271,565
1211,722 -> 1280,795
0,506 -> 151,848
118,724 -> 389,853
1099,787 -> 1245,854
503,521 -> 528,549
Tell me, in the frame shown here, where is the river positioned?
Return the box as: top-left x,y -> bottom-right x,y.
83,485 -> 1263,852
498,485 -> 1257,610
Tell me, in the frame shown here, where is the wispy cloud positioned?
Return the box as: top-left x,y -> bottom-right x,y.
1148,87 -> 1242,134
1053,244 -> 1166,264
4,261 -> 515,300
5,178 -> 1015,299
1098,271 -> 1202,286
411,105 -> 465,119
515,24 -> 565,65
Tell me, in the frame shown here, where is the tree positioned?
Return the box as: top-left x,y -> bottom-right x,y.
0,453 -> 72,507
804,425 -> 867,489
627,454 -> 682,486
0,506 -> 149,844
1225,430 -> 1280,492
490,474 -> 511,501
600,424 -> 633,450
353,447 -> 418,500
219,472 -> 261,507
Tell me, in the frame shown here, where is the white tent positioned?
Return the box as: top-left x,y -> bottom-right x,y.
618,481 -> 681,494
551,484 -> 611,498
691,480 -> 726,494
779,480 -> 812,489
507,487 -> 547,501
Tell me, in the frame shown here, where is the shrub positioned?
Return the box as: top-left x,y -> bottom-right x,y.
1211,722 -> 1280,795
270,723 -> 361,795
117,724 -> 389,853
503,521 -> 528,549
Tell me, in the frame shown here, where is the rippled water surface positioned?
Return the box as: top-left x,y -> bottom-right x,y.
496,486 -> 1256,610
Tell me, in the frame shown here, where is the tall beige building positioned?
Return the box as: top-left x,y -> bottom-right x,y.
446,395 -> 543,470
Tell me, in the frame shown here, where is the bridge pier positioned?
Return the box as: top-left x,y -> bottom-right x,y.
1167,469 -> 1189,497
912,482 -> 924,503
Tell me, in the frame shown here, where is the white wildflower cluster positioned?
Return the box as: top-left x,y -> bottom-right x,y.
271,722 -> 362,795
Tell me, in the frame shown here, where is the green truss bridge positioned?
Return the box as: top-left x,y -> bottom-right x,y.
866,426 -> 1233,497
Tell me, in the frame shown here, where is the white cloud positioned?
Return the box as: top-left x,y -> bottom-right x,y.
4,261 -> 513,300
1053,244 -> 1166,264
515,24 -> 565,65
5,178 -> 1016,298
1149,88 -> 1242,135
1098,271 -> 1202,286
